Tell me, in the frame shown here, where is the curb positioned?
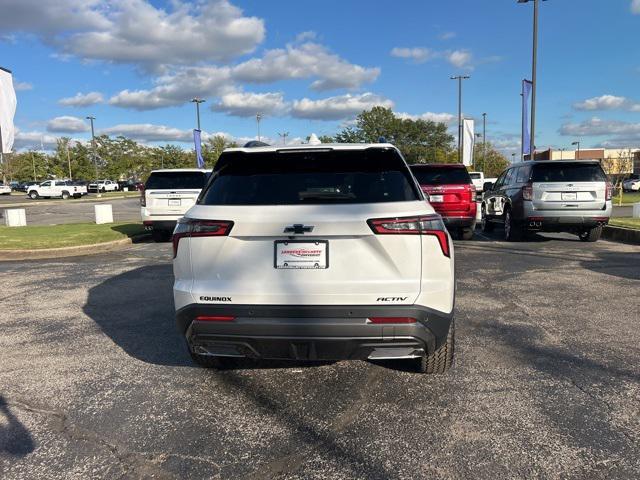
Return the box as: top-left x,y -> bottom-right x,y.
602,225 -> 640,245
0,234 -> 151,261
0,194 -> 139,209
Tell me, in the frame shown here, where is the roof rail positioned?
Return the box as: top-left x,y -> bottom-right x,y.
243,140 -> 270,148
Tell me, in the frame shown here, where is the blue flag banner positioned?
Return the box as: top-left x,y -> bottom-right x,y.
194,129 -> 205,168
522,79 -> 533,157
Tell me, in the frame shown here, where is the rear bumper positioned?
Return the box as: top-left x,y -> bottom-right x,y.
141,209 -> 183,231
442,216 -> 477,229
176,304 -> 454,361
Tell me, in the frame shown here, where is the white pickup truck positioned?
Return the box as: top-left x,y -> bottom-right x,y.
88,180 -> 119,193
27,180 -> 87,200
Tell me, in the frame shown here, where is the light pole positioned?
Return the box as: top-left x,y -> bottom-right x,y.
559,147 -> 565,160
256,113 -> 263,141
482,112 -> 487,172
191,98 -> 205,131
31,150 -> 36,181
518,0 -> 546,160
86,116 -> 98,193
512,153 -> 516,163
572,141 -> 580,160
278,131 -> 289,145
66,143 -> 72,180
450,75 -> 470,163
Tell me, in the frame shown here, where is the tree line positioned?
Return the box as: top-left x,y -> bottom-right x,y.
1,107 -> 509,183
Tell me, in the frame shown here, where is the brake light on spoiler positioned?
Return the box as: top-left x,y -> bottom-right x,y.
172,218 -> 234,257
367,214 -> 450,257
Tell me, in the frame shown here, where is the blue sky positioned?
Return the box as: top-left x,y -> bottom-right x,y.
1,0 -> 639,156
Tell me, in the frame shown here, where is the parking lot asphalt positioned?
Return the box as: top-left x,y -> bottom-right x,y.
0,197 -> 140,225
1,232 -> 639,479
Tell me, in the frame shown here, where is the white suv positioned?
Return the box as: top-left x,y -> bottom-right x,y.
140,169 -> 209,241
173,143 -> 455,373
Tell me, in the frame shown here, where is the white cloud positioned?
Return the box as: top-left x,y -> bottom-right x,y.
232,42 -> 379,91
573,94 -> 640,112
290,93 -> 394,121
58,91 -> 104,107
109,66 -> 233,110
390,47 -> 434,64
447,49 -> 473,69
13,129 -> 61,150
439,32 -> 456,41
632,0 -> 640,14
13,81 -> 33,91
98,123 -> 195,142
212,91 -> 287,117
46,116 -> 89,133
559,117 -> 640,137
396,111 -> 456,125
2,0 -> 265,69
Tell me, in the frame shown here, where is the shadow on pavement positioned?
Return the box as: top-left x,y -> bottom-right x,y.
0,395 -> 35,457
110,224 -> 152,243
83,264 -> 192,366
580,251 -> 640,281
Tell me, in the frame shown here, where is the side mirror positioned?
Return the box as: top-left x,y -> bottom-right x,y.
483,182 -> 494,192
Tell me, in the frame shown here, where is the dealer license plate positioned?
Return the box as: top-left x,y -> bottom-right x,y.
168,199 -> 181,206
275,241 -> 328,269
561,192 -> 577,201
429,195 -> 444,203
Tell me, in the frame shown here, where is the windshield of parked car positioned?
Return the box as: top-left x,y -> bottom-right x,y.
200,148 -> 420,205
411,166 -> 472,185
531,163 -> 606,183
469,173 -> 482,179
145,172 -> 207,190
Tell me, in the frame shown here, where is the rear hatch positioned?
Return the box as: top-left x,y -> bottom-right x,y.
530,162 -> 608,211
144,171 -> 208,216
184,147 -> 428,306
411,165 -> 476,216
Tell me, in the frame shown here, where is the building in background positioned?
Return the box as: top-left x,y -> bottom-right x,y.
525,148 -> 639,177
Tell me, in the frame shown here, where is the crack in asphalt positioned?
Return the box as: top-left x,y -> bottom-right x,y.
4,395 -> 176,479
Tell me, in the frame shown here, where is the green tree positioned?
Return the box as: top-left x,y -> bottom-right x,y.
472,142 -> 510,177
202,135 -> 238,168
334,107 -> 455,163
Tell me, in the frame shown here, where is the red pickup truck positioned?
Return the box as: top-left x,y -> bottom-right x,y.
410,164 -> 477,240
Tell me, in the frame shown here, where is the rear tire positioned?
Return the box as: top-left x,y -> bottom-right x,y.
151,230 -> 170,242
504,209 -> 523,242
481,205 -> 494,232
579,226 -> 602,242
416,319 -> 455,374
460,226 -> 474,240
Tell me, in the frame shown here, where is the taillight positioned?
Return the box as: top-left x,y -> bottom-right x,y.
368,317 -> 417,324
522,183 -> 533,201
172,218 -> 234,258
605,182 -> 612,201
367,214 -> 450,257
195,315 -> 235,322
140,187 -> 146,207
469,184 -> 477,202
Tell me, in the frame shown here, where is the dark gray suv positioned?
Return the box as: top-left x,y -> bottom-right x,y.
481,161 -> 612,242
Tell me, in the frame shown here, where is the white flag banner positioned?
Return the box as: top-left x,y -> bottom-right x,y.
462,118 -> 474,167
0,67 -> 17,154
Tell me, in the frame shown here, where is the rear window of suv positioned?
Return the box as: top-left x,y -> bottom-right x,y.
410,166 -> 472,185
199,148 -> 420,205
145,171 -> 207,190
531,163 -> 606,183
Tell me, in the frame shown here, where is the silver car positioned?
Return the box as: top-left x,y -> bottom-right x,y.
481,160 -> 612,242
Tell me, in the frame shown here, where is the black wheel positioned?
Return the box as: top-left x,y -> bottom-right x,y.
504,209 -> 523,242
416,319 -> 455,374
28,191 -> 38,200
151,230 -> 170,242
100,188 -> 106,193
481,205 -> 494,232
61,191 -> 70,200
460,226 -> 474,240
579,225 -> 602,242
